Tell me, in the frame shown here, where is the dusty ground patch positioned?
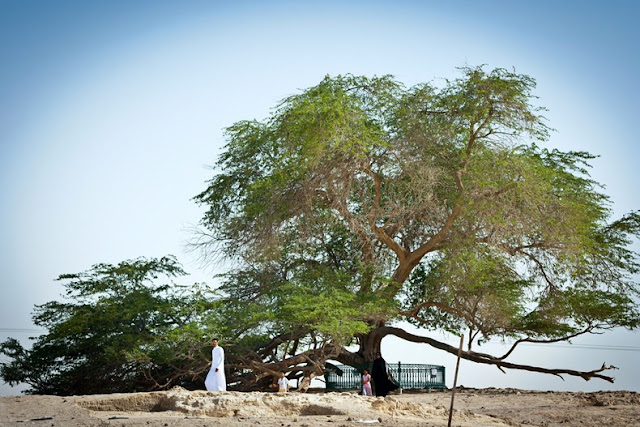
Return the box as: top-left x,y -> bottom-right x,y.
1,387 -> 638,426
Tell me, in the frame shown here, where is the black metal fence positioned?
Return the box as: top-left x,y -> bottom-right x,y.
325,362 -> 446,391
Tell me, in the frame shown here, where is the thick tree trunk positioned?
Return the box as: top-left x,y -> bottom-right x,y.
354,325 -> 386,363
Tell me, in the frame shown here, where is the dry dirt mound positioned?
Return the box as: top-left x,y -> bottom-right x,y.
581,391 -> 640,407
76,387 -> 511,425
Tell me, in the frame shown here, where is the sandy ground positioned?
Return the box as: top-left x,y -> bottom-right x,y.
1,387 -> 639,427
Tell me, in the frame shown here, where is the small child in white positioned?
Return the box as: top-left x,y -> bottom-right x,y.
362,369 -> 372,396
277,371 -> 289,393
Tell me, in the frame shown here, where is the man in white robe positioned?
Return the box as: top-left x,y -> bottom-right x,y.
205,338 -> 226,391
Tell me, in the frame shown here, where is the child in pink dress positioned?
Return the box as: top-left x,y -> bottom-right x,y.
362,369 -> 372,396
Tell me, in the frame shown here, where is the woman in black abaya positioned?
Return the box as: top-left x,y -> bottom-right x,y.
371,352 -> 399,397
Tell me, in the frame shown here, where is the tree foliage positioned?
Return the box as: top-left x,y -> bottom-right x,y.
0,256 -> 221,395
3,67 -> 637,395
193,66 -> 640,386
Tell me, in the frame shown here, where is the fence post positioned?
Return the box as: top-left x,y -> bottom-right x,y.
447,334 -> 464,427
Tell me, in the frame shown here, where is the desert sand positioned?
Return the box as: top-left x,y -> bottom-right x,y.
1,387 -> 639,427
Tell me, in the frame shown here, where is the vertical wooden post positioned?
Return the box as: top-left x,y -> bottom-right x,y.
447,334 -> 464,427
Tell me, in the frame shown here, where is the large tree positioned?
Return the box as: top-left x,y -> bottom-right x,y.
0,256 -> 222,395
193,66 -> 640,389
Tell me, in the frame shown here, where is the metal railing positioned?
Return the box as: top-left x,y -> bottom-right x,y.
325,362 -> 446,391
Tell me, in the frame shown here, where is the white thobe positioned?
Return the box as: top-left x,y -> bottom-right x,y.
205,346 -> 226,391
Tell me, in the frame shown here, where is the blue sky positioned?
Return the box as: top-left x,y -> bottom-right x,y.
1,0 -> 639,394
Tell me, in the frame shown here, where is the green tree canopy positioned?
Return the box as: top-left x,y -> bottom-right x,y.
194,66 -> 640,386
0,256 -> 221,395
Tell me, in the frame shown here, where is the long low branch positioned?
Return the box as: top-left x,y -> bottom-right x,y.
378,326 -> 617,383
497,325 -> 599,360
225,344 -> 344,390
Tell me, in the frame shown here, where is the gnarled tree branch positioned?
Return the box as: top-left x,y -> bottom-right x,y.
377,326 -> 617,383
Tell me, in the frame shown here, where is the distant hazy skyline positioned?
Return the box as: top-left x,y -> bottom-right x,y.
1,0 -> 638,394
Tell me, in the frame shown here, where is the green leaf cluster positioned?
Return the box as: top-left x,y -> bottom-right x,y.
0,256 -> 221,395
189,66 -> 640,365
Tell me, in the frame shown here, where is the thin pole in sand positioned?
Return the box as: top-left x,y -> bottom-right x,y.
447,333 -> 464,427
